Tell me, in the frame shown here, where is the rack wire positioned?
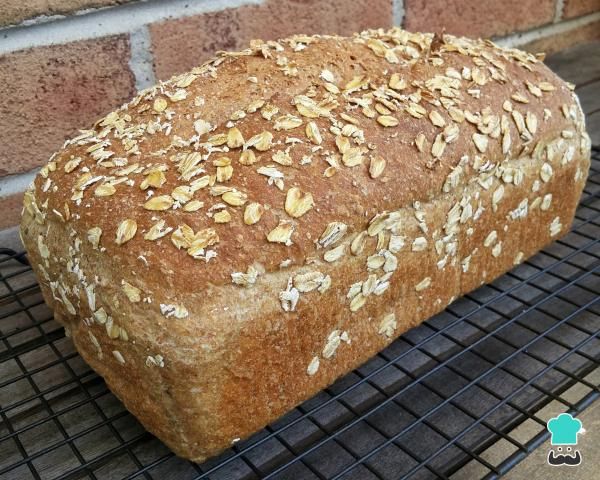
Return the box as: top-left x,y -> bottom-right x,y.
0,147 -> 598,480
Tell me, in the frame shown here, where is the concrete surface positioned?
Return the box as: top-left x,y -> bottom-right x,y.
507,398 -> 600,479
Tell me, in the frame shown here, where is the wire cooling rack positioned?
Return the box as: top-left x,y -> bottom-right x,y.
0,147 -> 598,480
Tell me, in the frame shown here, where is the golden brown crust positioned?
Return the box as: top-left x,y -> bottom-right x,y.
20,27 -> 591,461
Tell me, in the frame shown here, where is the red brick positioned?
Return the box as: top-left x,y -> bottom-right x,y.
0,0 -> 136,27
521,21 -> 600,54
0,36 -> 135,176
404,0 -> 555,39
563,0 -> 600,18
0,192 -> 24,230
149,0 -> 393,80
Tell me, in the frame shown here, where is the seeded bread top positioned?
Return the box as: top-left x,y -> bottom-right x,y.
25,27 -> 583,300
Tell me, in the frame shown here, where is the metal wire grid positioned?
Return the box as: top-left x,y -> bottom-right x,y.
0,148 -> 599,480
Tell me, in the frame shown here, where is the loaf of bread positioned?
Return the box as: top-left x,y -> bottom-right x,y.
20,27 -> 590,462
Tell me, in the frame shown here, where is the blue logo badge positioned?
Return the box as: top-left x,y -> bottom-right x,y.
546,413 -> 584,467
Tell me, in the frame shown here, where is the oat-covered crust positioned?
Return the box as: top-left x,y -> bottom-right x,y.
21,28 -> 591,461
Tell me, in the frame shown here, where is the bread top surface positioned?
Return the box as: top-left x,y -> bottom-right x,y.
25,28 -> 582,299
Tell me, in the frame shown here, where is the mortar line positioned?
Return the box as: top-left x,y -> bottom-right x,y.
495,11 -> 600,48
3,5 -> 123,30
0,0 -> 263,54
0,169 -> 39,198
554,0 -> 565,23
392,0 -> 405,27
128,25 -> 156,91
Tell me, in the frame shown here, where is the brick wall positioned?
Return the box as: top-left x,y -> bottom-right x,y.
1,0 -> 599,240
